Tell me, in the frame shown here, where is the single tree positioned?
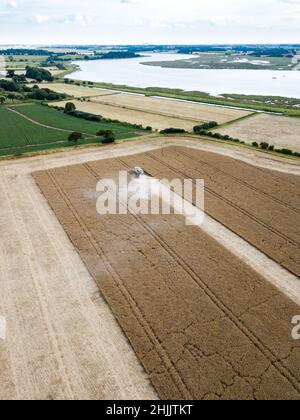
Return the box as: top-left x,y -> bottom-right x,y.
68,132 -> 83,146
64,102 -> 76,113
260,142 -> 269,150
96,130 -> 116,144
102,131 -> 116,144
6,69 -> 15,79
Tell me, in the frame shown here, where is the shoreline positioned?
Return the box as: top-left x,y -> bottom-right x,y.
59,72 -> 300,117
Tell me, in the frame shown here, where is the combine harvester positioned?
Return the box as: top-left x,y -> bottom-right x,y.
129,167 -> 145,178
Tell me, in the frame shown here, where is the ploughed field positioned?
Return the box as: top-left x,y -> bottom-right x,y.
33,146 -> 300,400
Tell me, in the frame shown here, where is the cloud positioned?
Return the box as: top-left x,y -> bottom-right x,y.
35,15 -> 49,24
5,0 -> 17,8
0,0 -> 299,44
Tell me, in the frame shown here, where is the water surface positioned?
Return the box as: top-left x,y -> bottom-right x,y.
69,53 -> 300,99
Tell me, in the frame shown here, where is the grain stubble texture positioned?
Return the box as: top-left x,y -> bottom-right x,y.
215,113 -> 300,153
122,146 -> 300,278
33,148 -> 300,400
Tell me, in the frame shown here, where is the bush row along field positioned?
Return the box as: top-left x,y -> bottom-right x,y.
0,105 -> 141,156
213,113 -> 300,153
39,83 -> 252,125
50,99 -> 198,131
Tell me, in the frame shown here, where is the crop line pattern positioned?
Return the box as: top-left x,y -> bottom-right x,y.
45,168 -> 192,400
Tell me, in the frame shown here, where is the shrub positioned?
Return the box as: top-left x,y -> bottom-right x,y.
0,79 -> 19,92
260,142 -> 269,150
66,109 -> 101,122
196,129 -> 208,135
102,132 -> 116,144
64,102 -> 76,113
193,121 -> 218,133
252,142 -> 259,147
25,66 -> 53,82
96,129 -> 113,137
68,132 -> 83,145
96,130 -> 116,144
279,148 -> 293,155
160,128 -> 186,134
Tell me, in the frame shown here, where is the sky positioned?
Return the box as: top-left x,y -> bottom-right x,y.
0,0 -> 299,45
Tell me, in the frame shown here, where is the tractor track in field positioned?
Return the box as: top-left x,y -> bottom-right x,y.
40,158 -> 300,398
6,106 -> 97,138
85,160 -> 300,396
2,138 -> 300,400
145,151 -> 300,253
178,148 -> 300,216
46,166 -> 192,400
91,97 -> 205,124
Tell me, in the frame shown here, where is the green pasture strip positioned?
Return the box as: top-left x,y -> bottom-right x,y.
0,106 -> 67,149
11,104 -> 139,137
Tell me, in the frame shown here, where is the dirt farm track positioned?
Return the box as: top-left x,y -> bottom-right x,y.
1,137 -> 300,400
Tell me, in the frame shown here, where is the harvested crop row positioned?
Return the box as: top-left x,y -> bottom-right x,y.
178,146 -> 300,209
214,113 -> 300,153
50,100 -> 197,131
91,93 -> 251,124
121,147 -> 300,277
33,157 -> 300,400
29,83 -> 117,98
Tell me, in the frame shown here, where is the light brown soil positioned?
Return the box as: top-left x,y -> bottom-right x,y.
33,152 -> 300,400
50,100 -> 198,131
1,137 -> 299,400
91,93 -> 252,124
50,93 -> 252,131
121,146 -> 300,278
216,113 -> 300,153
0,158 -> 157,400
32,83 -> 117,98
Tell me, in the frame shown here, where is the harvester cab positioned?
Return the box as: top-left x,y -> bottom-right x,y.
130,167 -> 145,178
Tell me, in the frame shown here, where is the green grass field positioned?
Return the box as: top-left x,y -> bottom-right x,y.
0,107 -> 68,149
14,104 -> 139,137
0,104 -> 142,157
4,54 -> 48,69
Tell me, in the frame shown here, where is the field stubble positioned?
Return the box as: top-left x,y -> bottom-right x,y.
215,113 -> 300,153
50,90 -> 252,131
32,145 -> 300,400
